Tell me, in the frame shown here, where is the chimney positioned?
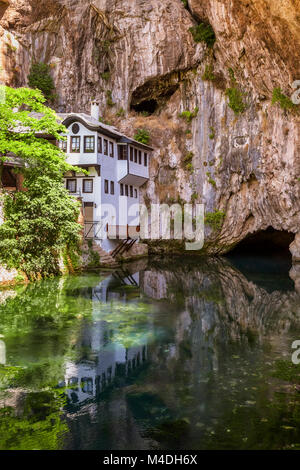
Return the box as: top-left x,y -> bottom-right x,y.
91,100 -> 100,121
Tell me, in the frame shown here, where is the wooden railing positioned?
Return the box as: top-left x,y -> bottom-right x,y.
84,221 -> 103,240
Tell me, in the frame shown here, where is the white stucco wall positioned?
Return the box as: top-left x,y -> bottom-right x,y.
64,120 -> 147,253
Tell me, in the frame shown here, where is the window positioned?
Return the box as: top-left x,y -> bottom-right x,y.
134,189 -> 138,199
84,136 -> 95,153
110,181 -> 115,195
125,185 -> 128,196
134,149 -> 138,163
104,139 -> 108,155
130,147 -> 133,161
98,136 -> 102,153
144,153 -> 148,167
82,378 -> 93,394
120,183 -> 124,196
59,140 -> 67,152
130,185 -> 133,198
66,179 -> 76,193
138,151 -> 142,165
109,142 -> 114,158
118,146 -> 127,160
83,179 -> 93,193
104,179 -> 109,194
70,136 -> 80,153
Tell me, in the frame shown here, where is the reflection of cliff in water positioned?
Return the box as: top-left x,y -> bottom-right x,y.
142,256 -> 300,340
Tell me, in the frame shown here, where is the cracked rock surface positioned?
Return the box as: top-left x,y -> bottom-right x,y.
1,0 -> 299,257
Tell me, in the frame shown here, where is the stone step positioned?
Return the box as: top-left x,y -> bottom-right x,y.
81,241 -> 120,267
91,243 -> 120,266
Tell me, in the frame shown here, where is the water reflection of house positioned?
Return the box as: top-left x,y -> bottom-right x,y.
63,269 -> 148,407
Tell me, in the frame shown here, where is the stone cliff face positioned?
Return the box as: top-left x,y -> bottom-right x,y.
1,0 -> 299,258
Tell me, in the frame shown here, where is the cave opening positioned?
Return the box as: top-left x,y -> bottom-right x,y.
229,227 -> 294,258
131,99 -> 158,115
227,227 -> 295,291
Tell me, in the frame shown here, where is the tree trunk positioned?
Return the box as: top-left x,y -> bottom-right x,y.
0,161 -> 3,190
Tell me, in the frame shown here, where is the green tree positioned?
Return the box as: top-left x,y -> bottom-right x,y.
0,86 -> 82,279
28,63 -> 55,101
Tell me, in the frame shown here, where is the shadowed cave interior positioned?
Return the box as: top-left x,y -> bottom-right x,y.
226,227 -> 295,291
131,99 -> 158,115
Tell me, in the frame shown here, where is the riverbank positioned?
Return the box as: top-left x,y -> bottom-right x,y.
0,240 -> 149,288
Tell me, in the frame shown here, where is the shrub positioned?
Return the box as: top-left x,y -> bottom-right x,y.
209,126 -> 215,139
179,107 -> 199,123
185,163 -> 194,173
202,64 -> 215,81
205,210 -> 225,231
106,90 -> 115,107
189,22 -> 216,48
101,40 -> 111,52
101,71 -> 110,81
225,87 -> 247,115
134,128 -> 150,145
28,63 -> 55,101
206,172 -> 216,187
272,87 -> 295,111
191,192 -> 198,202
183,152 -> 194,164
116,107 -> 125,117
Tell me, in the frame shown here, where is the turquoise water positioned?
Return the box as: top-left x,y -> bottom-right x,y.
0,256 -> 299,450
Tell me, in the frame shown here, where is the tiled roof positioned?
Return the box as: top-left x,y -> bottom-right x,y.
28,111 -> 153,151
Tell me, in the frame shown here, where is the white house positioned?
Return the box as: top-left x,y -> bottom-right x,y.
57,102 -> 153,255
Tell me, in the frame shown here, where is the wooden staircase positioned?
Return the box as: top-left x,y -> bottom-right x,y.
110,238 -> 137,259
